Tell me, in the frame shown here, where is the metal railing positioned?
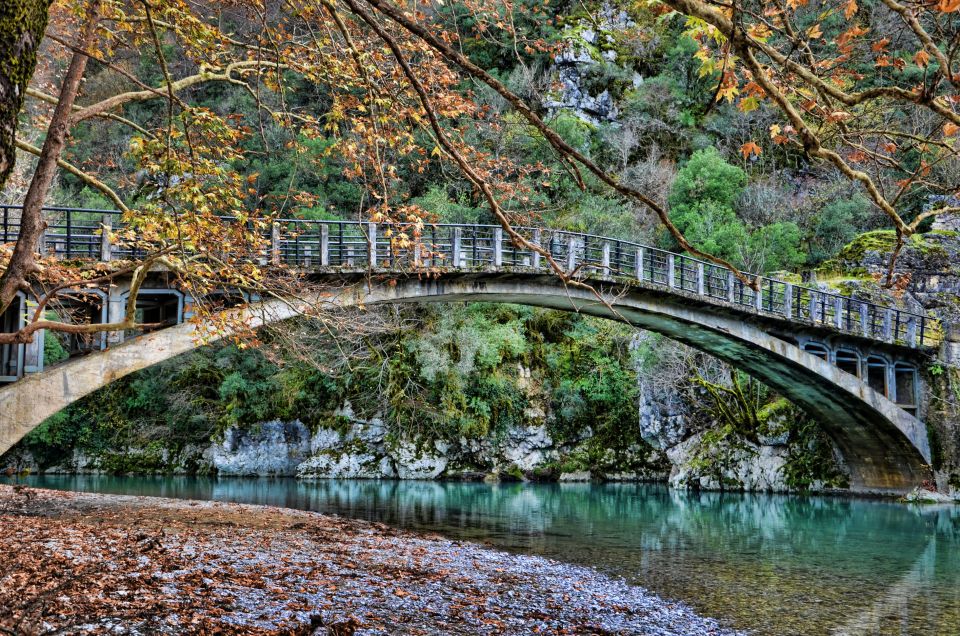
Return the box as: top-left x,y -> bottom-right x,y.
0,204 -> 941,348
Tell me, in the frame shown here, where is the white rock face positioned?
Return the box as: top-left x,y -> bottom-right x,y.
501,424 -> 556,471
638,378 -> 689,450
297,448 -> 383,479
210,420 -> 311,476
559,470 -> 592,482
903,487 -> 957,504
391,440 -> 449,479
667,433 -> 791,492
45,450 -> 101,474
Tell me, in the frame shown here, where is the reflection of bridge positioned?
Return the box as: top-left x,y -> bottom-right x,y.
0,205 -> 946,492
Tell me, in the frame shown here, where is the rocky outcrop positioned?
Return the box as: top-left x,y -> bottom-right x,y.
666,434 -> 791,492
209,420 -> 311,476
638,379 -> 688,450
545,4 -> 634,124
391,440 -> 449,479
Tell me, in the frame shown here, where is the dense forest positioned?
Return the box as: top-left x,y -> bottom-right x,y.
3,0 -> 958,491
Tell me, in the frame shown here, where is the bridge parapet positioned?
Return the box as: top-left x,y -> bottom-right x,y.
0,204 -> 941,349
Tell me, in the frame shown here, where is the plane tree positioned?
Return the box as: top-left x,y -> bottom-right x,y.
0,0 -> 957,347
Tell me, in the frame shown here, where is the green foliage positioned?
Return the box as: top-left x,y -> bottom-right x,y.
669,147 -> 747,213
414,185 -> 484,224
43,333 -> 69,367
749,222 -> 805,272
667,147 -> 805,271
808,195 -> 873,264
666,149 -> 749,264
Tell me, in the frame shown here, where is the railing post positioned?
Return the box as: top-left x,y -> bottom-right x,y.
666,254 -> 675,288
727,271 -> 735,303
452,227 -> 462,268
412,239 -> 422,266
100,214 -> 113,262
809,291 -> 819,323
860,303 -> 870,337
635,247 -> 644,281
696,263 -> 705,296
303,245 -> 312,268
834,297 -> 843,329
783,283 -> 793,318
368,222 -> 377,267
754,283 -> 763,311
493,227 -> 503,268
320,224 -> 329,267
271,221 -> 281,266
602,242 -> 611,278
532,229 -> 542,270
883,309 -> 893,341
906,317 -> 918,348
567,235 -> 577,273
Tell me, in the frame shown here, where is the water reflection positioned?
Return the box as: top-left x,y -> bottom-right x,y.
13,475 -> 960,635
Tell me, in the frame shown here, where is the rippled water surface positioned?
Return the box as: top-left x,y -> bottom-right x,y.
14,476 -> 960,635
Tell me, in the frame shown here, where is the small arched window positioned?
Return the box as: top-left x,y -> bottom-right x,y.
121,289 -> 183,340
835,349 -> 861,378
894,363 -> 918,414
866,355 -> 889,398
0,292 -> 25,381
802,341 -> 830,361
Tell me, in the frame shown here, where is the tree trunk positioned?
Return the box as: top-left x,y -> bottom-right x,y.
0,0 -> 101,313
0,0 -> 53,188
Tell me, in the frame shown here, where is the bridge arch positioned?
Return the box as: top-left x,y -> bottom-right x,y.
0,272 -> 933,493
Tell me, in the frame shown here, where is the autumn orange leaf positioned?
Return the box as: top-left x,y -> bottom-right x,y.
740,141 -> 762,158
946,122 -> 960,137
914,50 -> 930,68
844,0 -> 858,18
939,0 -> 960,12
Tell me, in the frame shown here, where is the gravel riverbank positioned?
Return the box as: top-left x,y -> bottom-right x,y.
0,485 -> 741,635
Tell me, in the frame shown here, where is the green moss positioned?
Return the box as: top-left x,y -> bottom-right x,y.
782,419 -> 849,490
548,448 -> 591,474
927,421 -> 943,471
95,441 -> 168,474
757,397 -> 791,422
0,0 -> 53,184
502,464 -> 526,481
834,230 -> 898,262
908,233 -> 949,258
315,414 -> 352,436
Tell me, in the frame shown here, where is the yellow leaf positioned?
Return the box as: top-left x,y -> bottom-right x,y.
738,96 -> 760,113
717,84 -> 739,103
806,24 -> 823,39
844,0 -> 858,18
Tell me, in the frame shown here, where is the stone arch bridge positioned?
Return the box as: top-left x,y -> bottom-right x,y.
0,205 -> 946,493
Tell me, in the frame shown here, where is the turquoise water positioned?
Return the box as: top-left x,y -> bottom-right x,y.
13,476 -> 960,635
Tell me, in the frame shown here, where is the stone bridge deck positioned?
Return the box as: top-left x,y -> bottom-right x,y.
0,204 -> 941,350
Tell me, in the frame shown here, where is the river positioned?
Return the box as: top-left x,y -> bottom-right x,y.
12,475 -> 960,635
